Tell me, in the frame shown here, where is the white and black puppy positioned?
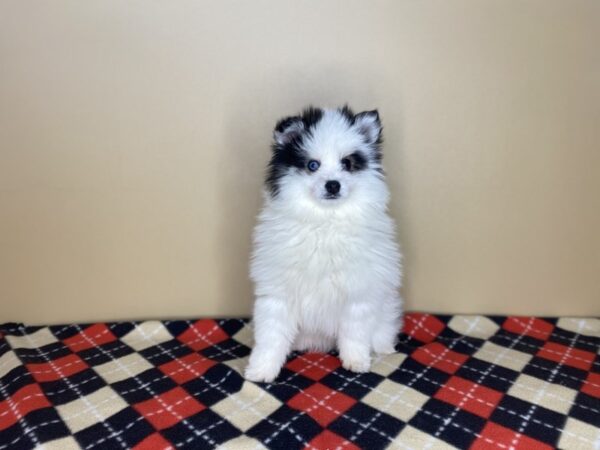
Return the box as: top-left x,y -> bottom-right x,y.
245,106 -> 403,383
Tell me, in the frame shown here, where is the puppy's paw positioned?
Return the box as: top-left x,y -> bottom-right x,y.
372,320 -> 401,355
244,360 -> 281,383
372,335 -> 397,355
340,353 -> 371,373
373,343 -> 396,355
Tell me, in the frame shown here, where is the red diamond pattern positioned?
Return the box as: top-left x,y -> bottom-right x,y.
0,383 -> 50,431
471,422 -> 553,450
285,353 -> 341,381
434,376 -> 504,418
159,352 -> 216,384
411,342 -> 469,374
502,318 -> 554,341
537,341 -> 595,371
27,353 -> 89,383
177,319 -> 228,351
132,432 -> 174,449
63,324 -> 117,352
581,372 -> 600,398
404,313 -> 446,343
288,382 -> 356,427
307,430 -> 360,450
134,387 -> 205,430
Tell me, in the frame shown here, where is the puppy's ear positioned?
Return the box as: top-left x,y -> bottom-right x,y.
354,110 -> 382,145
273,116 -> 304,146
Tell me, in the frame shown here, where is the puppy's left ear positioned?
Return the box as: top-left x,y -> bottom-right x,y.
273,116 -> 304,146
354,110 -> 382,145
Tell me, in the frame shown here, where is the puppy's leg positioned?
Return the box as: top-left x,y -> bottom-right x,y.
245,296 -> 295,383
372,295 -> 403,355
338,301 -> 374,373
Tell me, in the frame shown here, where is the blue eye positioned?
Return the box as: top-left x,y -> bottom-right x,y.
307,160 -> 320,172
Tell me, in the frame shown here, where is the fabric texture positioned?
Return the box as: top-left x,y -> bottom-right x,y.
0,314 -> 598,449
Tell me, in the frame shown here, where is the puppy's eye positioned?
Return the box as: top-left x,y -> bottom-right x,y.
307,160 -> 320,172
341,158 -> 352,171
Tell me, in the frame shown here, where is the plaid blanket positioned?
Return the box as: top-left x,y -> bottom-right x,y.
0,315 -> 598,449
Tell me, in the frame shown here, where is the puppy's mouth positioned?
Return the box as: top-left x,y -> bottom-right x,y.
323,193 -> 341,200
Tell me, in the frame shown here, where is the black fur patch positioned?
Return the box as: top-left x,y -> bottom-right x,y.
338,105 -> 355,124
342,151 -> 368,172
300,106 -> 324,129
266,107 -> 324,196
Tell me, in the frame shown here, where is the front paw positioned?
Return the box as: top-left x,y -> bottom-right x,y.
373,339 -> 397,355
340,352 -> 371,373
374,344 -> 396,356
245,356 -> 282,383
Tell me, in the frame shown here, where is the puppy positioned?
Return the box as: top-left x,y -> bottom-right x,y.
245,106 -> 403,383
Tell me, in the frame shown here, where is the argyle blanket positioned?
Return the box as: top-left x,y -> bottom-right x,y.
0,315 -> 598,450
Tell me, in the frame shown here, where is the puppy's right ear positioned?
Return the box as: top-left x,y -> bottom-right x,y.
354,110 -> 382,145
273,116 -> 304,146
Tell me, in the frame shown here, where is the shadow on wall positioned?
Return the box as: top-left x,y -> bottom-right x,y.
214,63 -> 410,314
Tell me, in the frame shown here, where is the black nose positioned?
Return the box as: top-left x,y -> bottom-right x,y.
325,180 -> 341,195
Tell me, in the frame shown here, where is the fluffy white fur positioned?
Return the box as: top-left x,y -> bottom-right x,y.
245,108 -> 403,383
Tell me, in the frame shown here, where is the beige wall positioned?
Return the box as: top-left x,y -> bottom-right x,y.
1,1 -> 599,324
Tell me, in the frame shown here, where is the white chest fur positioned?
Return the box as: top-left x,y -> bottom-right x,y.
250,206 -> 401,334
